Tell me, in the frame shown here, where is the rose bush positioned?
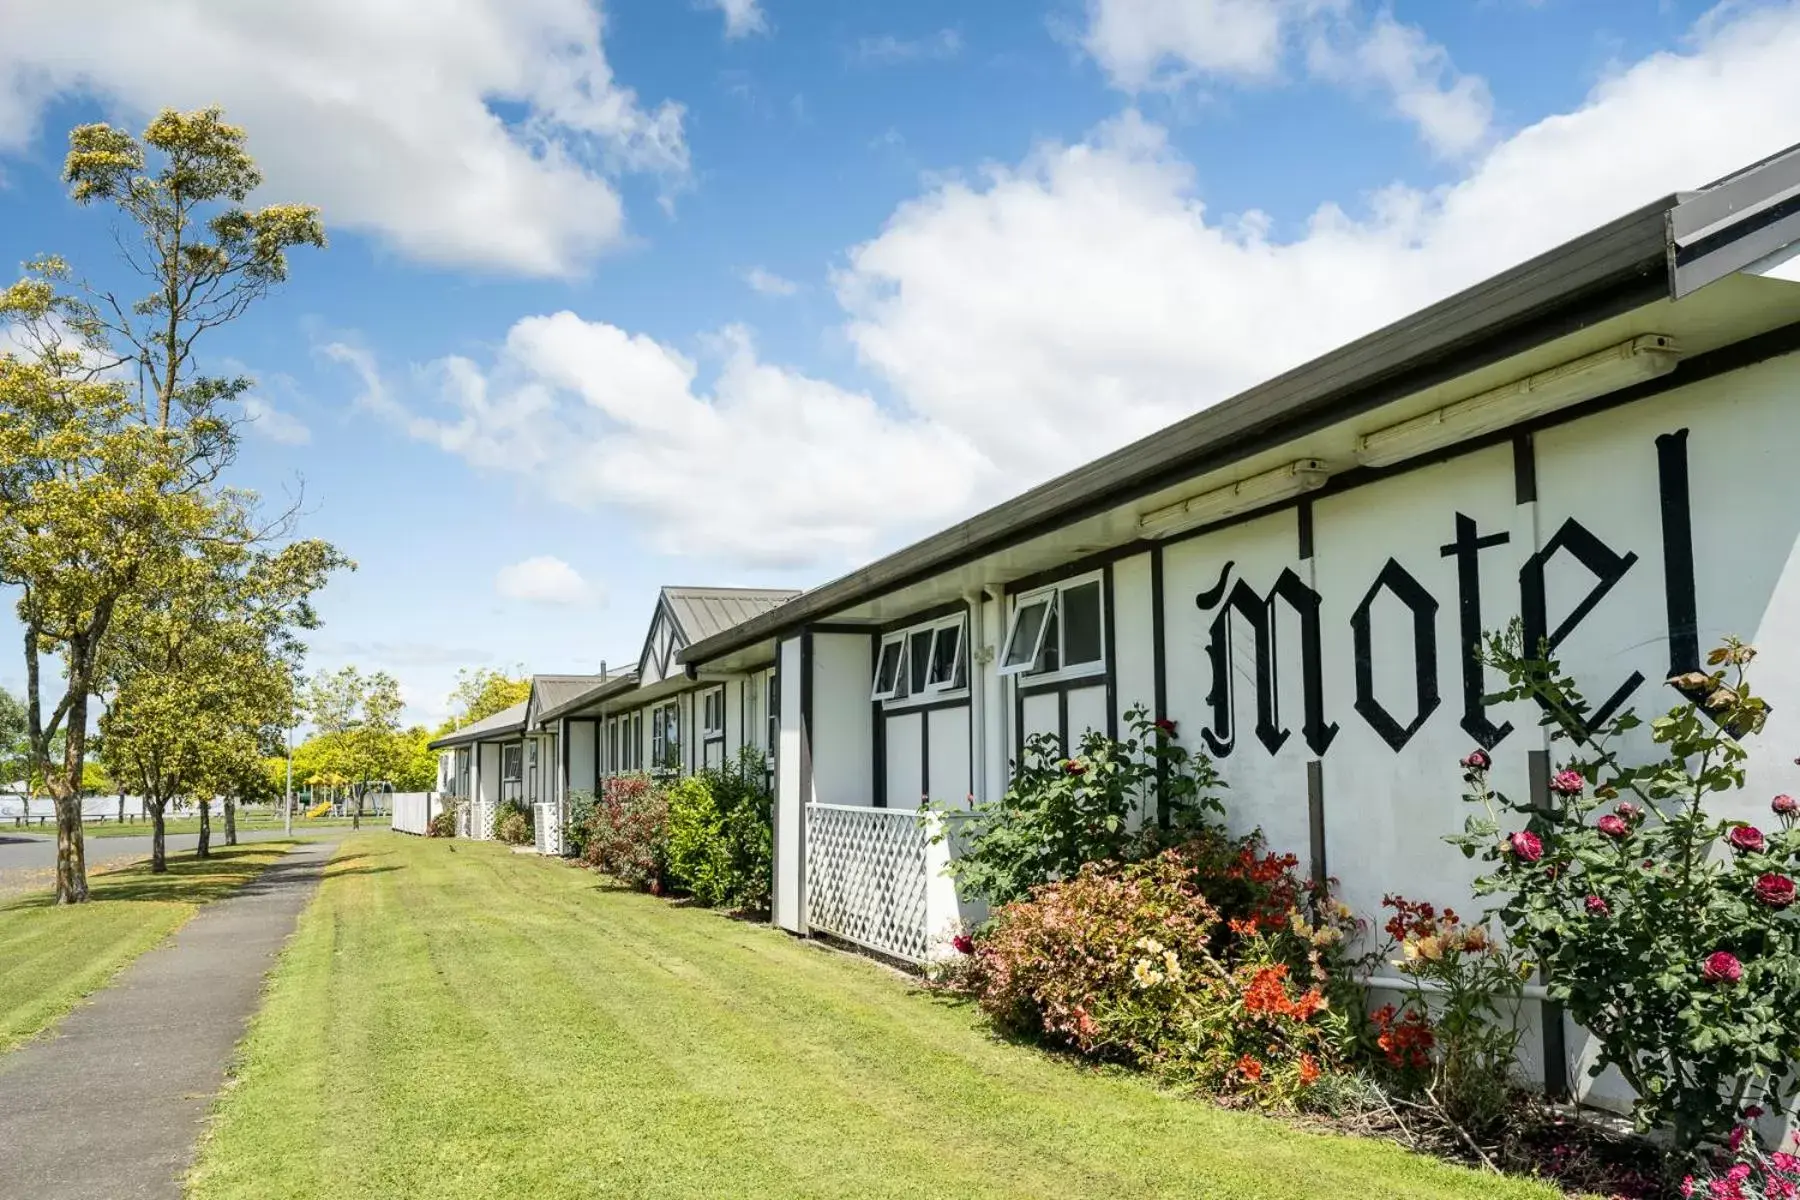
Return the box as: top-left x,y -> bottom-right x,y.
1453,631 -> 1800,1153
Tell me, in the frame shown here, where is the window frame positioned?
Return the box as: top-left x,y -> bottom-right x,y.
501,743 -> 522,781
1000,572 -> 1107,684
701,686 -> 726,740
651,701 -> 682,773
873,612 -> 969,709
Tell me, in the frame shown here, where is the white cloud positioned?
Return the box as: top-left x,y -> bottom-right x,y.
835,2 -> 1800,485
1080,0 -> 1491,155
703,0 -> 768,39
350,3 -> 1800,572
741,266 -> 800,296
334,319 -> 986,567
242,395 -> 312,446
495,556 -> 600,606
0,0 -> 687,277
855,29 -> 964,64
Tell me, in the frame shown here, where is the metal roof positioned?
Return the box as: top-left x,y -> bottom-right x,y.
427,700 -> 527,750
532,669 -> 640,726
525,673 -> 607,727
678,142 -> 1800,669
662,587 -> 801,644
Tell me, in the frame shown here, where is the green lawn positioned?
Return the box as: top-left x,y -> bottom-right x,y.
188,835 -> 1560,1200
0,842 -> 295,1053
62,813 -> 362,838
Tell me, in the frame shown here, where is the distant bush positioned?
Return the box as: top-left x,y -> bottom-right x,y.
665,749 -> 773,911
496,803 -> 532,846
581,774 -> 669,892
427,803 -> 459,838
563,788 -> 597,858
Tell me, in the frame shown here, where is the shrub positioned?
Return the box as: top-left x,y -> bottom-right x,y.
965,835 -> 1356,1108
1453,631 -> 1800,1154
426,803 -> 459,838
581,774 -> 669,892
496,805 -> 531,846
1374,894 -> 1527,1134
563,788 -> 596,858
665,749 -> 774,910
949,706 -> 1224,906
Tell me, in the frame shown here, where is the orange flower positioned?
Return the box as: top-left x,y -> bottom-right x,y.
1236,1054 -> 1264,1083
1298,1053 -> 1322,1086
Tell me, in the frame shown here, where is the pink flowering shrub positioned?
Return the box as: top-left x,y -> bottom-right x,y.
1680,1110 -> 1800,1198
964,836 -> 1357,1108
580,773 -> 669,892
1453,632 -> 1800,1154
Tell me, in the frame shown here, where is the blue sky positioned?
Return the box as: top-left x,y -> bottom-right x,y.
0,0 -> 1794,725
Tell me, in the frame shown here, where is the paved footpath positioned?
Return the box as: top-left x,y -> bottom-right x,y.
0,841 -> 337,1200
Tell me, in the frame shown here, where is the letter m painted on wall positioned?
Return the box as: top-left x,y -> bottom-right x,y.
1196,562 -> 1339,759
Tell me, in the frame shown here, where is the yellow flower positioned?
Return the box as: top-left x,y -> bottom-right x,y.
1415,935 -> 1444,962
1162,949 -> 1182,978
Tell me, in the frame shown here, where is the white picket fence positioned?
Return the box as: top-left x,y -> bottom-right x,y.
390,792 -> 441,836
805,804 -> 961,964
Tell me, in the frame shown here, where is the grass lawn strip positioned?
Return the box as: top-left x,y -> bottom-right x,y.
48,814 -> 363,838
191,834 -> 1560,1200
0,842 -> 296,1054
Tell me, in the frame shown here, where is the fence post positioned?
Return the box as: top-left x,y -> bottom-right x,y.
1528,748 -> 1571,1102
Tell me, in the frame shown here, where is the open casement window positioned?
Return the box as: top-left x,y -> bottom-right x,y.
1000,575 -> 1105,679
872,613 -> 969,704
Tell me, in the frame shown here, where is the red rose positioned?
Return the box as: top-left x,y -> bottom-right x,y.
1153,718 -> 1177,737
1585,895 -> 1609,917
1730,825 -> 1767,853
1754,873 -> 1796,909
1703,950 -> 1744,984
1461,749 -> 1491,771
1062,759 -> 1085,775
1596,815 -> 1628,838
1508,830 -> 1543,862
951,933 -> 975,955
1775,794 -> 1798,816
1549,769 -> 1584,796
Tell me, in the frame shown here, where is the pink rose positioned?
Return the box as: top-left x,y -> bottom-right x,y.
1062,759 -> 1086,776
1703,951 -> 1744,984
1597,815 -> 1629,838
1549,769 -> 1584,796
1461,749 -> 1491,771
1730,825 -> 1767,853
1508,830 -> 1544,862
1585,895 -> 1609,917
1775,794 -> 1798,816
1754,874 -> 1796,909
951,933 -> 975,955
1771,1152 -> 1800,1176
1614,802 -> 1640,821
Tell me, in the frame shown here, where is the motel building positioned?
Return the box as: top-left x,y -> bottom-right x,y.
434,143 -> 1800,1114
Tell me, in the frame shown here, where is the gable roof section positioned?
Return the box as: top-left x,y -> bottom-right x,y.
640,586 -> 802,680
427,700 -> 528,750
525,673 -> 607,727
533,669 -> 641,726
677,141 -> 1800,669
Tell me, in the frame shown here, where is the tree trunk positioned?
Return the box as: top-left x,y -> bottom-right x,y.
117,792 -> 125,824
196,797 -> 211,860
51,687 -> 92,905
150,800 -> 167,873
352,786 -> 362,831
224,794 -> 237,847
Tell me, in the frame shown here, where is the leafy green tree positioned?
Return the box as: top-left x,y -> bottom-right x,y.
99,532 -> 346,869
442,667 -> 530,732
306,667 -> 404,830
0,108 -> 323,903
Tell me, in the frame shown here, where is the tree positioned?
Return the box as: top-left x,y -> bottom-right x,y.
0,108 -> 323,903
443,667 -> 530,731
99,533 -> 346,870
307,667 -> 404,831
0,688 -> 25,794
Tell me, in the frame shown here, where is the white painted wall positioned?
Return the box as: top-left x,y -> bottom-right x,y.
927,706 -> 972,806
1112,552 -> 1157,734
568,720 -> 596,795
774,636 -> 805,933
811,632 -> 874,807
885,712 -> 923,808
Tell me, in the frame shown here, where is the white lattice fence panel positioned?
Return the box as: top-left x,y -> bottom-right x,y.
534,803 -> 561,856
806,804 -> 930,963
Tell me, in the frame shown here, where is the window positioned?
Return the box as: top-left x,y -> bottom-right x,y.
872,613 -> 968,705
702,688 -> 725,739
502,743 -> 522,781
526,739 -> 538,768
630,711 -> 644,771
1000,575 -> 1106,679
765,671 -> 778,755
651,702 -> 681,772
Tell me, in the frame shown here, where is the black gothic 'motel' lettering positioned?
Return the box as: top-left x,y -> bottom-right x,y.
1187,428 -> 1700,759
